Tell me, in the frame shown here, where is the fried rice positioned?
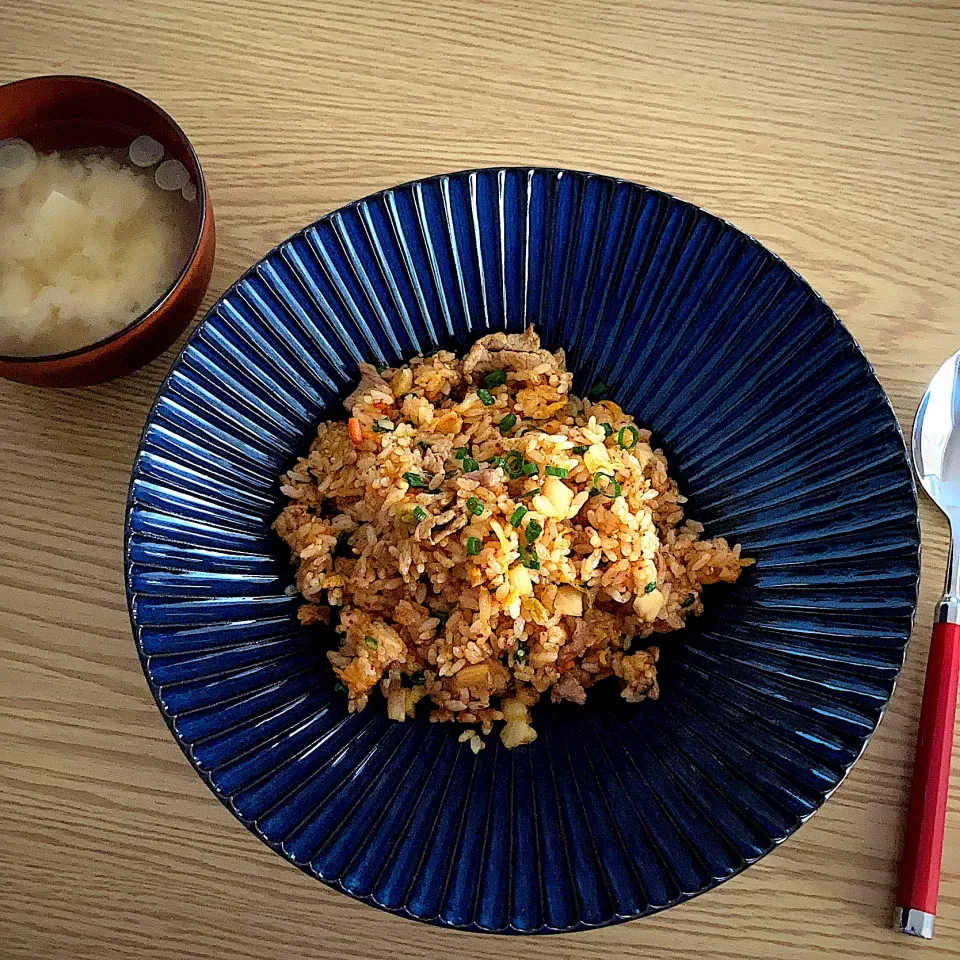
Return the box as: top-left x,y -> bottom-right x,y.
274,328 -> 752,749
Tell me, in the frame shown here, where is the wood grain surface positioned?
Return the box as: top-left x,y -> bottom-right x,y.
2,1 -> 959,957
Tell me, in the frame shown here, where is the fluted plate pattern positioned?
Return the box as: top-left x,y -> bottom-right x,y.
125,168 -> 920,933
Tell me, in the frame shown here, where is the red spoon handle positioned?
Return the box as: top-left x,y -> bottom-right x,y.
897,620 -> 960,935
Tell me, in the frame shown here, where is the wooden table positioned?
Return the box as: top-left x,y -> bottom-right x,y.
2,1 -> 959,957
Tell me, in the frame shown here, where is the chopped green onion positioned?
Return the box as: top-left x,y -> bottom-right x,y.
477,388 -> 496,406
681,595 -> 695,608
410,669 -> 426,684
505,450 -> 525,479
588,382 -> 610,402
545,466 -> 568,478
591,471 -> 622,498
519,544 -> 541,570
514,644 -> 528,663
412,505 -> 427,522
372,418 -> 395,433
483,369 -> 506,389
498,413 -> 517,433
375,363 -> 387,374
572,444 -> 590,455
466,496 -> 484,516
522,461 -> 538,477
466,536 -> 482,556
510,506 -> 528,527
488,455 -> 508,470
363,635 -> 379,650
418,440 -> 430,452
403,471 -> 428,488
644,581 -> 657,594
333,679 -> 346,693
455,447 -> 468,460
525,520 -> 543,543
618,425 -> 640,449
520,486 -> 541,498
601,422 -> 614,438
462,457 -> 480,473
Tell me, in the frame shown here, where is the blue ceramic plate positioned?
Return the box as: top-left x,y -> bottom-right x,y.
125,168 -> 920,933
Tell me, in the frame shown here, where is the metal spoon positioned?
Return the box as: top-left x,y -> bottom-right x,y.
897,349 -> 960,939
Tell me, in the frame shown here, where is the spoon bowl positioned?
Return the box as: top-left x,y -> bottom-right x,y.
914,350 -> 960,526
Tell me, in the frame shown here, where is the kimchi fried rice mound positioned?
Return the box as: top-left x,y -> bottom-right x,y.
274,328 -> 753,750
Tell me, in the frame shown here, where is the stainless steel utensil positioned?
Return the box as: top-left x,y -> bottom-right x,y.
897,350 -> 960,938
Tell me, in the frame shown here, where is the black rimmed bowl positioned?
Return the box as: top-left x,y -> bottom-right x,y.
125,167 -> 920,933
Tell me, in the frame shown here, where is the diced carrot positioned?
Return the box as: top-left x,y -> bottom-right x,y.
348,417 -> 363,445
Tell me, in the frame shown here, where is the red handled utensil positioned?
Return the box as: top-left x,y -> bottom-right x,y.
897,350 -> 960,939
